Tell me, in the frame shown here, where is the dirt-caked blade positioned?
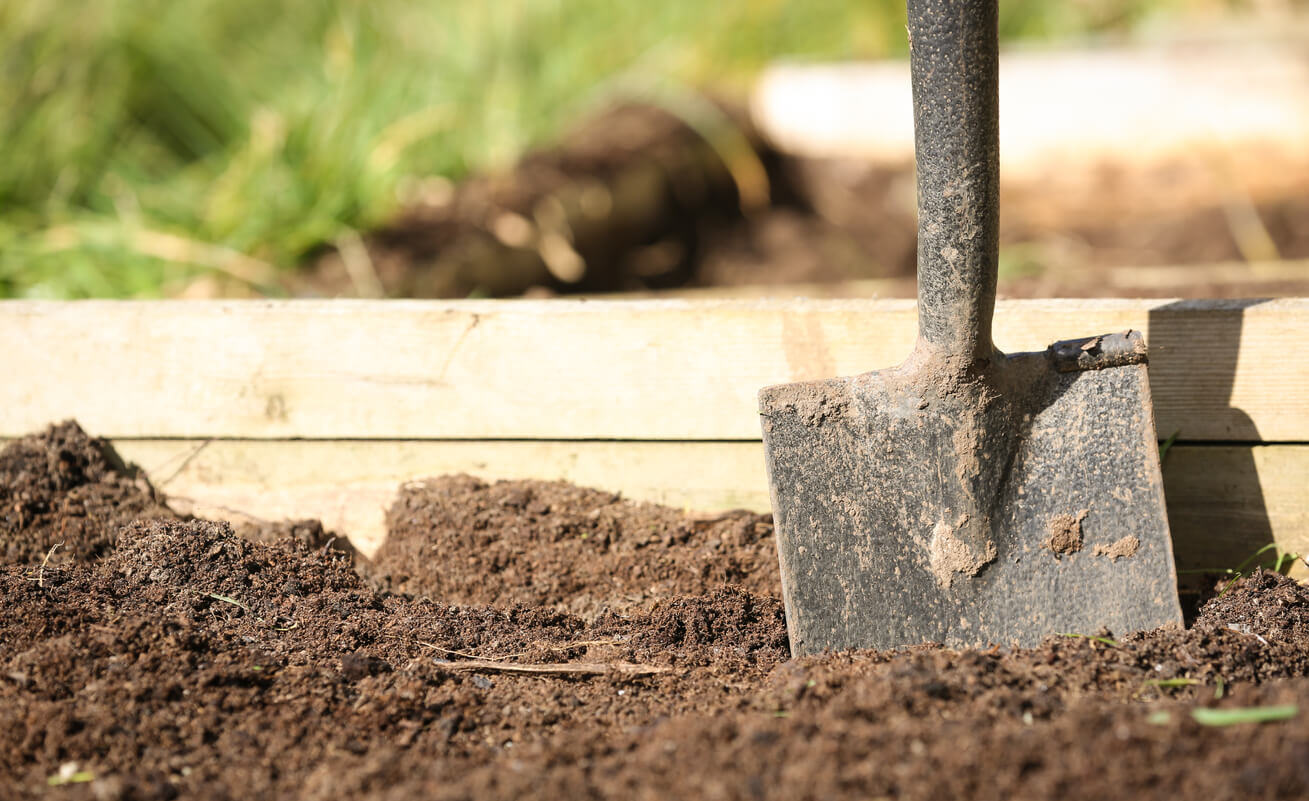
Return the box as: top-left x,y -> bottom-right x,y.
760,330 -> 1183,654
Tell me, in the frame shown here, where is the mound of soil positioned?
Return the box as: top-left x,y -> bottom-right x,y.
0,421 -> 174,565
371,474 -> 779,619
301,104 -> 757,299
4,421 -> 1309,800
296,102 -> 1309,302
2,516 -> 787,801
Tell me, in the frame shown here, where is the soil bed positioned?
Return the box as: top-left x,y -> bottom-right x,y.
299,103 -> 1309,301
4,422 -> 1309,800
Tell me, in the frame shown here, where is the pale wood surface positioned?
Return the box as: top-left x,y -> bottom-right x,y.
753,41 -> 1309,179
107,439 -> 1309,580
4,298 -> 1305,442
1163,444 -> 1309,579
602,261 -> 1309,300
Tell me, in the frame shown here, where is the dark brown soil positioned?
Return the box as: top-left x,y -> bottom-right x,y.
369,474 -> 779,619
4,422 -> 1309,800
0,421 -> 175,565
300,104 -> 756,299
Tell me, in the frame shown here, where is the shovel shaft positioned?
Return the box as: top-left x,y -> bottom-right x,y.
908,0 -> 1000,364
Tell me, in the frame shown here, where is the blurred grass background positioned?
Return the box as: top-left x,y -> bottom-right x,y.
0,0 -> 1246,298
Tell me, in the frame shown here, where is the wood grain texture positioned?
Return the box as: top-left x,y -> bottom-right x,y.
104,439 -> 1308,579
1163,444 -> 1309,579
3,298 -> 1305,441
601,261 -> 1309,300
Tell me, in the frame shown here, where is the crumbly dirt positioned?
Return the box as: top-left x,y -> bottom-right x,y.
0,421 -> 175,565
236,516 -> 359,565
1045,511 -> 1086,557
1095,534 -> 1142,561
4,422 -> 1309,800
368,474 -> 779,619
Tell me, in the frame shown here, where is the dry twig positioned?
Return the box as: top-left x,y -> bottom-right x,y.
433,659 -> 670,677
34,542 -> 63,588
415,638 -> 624,663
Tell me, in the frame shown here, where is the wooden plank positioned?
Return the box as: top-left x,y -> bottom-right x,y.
603,261 -> 1309,300
109,439 -> 1309,579
752,42 -> 1309,180
2,298 -> 1306,441
1163,445 -> 1309,580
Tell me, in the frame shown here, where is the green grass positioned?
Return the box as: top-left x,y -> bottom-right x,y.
0,0 -> 1193,298
1147,705 -> 1300,727
1191,705 -> 1299,727
1058,633 -> 1121,647
1158,430 -> 1180,461
1179,542 -> 1306,581
46,767 -> 95,787
1143,678 -> 1201,689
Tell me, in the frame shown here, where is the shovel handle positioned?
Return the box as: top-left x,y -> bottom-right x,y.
908,0 -> 1000,364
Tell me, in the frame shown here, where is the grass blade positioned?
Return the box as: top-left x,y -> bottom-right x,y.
1191,705 -> 1298,727
1158,430 -> 1180,461
1059,633 -> 1119,647
1143,678 -> 1201,688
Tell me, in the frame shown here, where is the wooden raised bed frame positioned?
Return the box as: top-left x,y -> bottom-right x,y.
4,298 -> 1306,582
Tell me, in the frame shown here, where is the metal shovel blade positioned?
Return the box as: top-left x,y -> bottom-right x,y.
761,331 -> 1182,654
759,0 -> 1182,655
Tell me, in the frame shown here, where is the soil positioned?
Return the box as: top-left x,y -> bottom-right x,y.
0,421 -> 175,565
4,421 -> 1309,800
368,474 -> 779,619
1044,511 -> 1085,557
296,102 -> 1309,302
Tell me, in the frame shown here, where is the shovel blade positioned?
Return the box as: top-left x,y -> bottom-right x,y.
760,331 -> 1182,654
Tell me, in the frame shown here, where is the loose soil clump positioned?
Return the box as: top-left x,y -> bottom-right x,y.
3,421 -> 1309,800
371,474 -> 779,619
0,421 -> 174,565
